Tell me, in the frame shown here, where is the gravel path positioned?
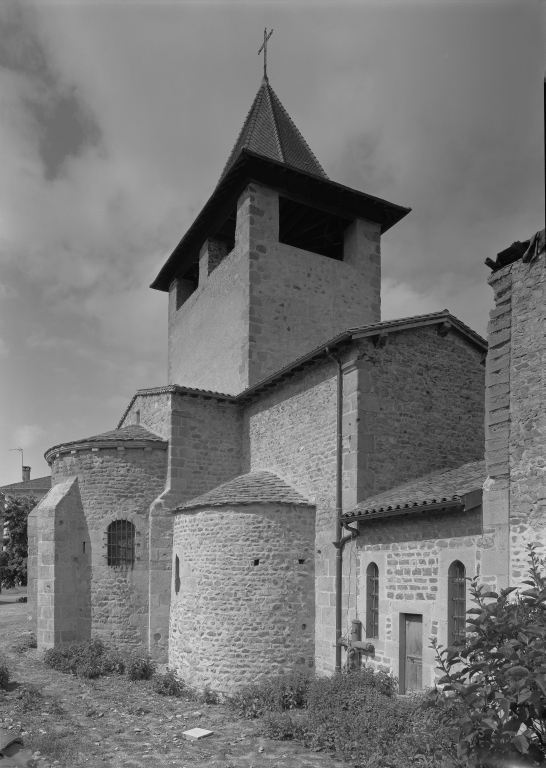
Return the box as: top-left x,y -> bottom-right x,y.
0,599 -> 345,768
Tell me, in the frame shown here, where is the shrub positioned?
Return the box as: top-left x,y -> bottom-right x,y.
126,653 -> 156,681
13,632 -> 37,653
0,660 -> 9,690
295,673 -> 450,764
199,684 -> 220,705
16,683 -> 43,712
239,667 -> 452,766
228,669 -> 312,718
152,670 -> 188,697
43,638 -> 125,678
432,543 -> 546,767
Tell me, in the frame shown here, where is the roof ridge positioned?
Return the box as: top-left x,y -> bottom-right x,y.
218,79 -> 327,183
263,83 -> 285,163
267,82 -> 327,178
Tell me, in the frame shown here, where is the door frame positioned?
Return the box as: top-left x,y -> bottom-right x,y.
398,613 -> 423,694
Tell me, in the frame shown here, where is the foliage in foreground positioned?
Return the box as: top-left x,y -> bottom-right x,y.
229,667 -> 454,767
432,543 -> 546,767
1,495 -> 37,588
0,660 -> 9,690
43,638 -> 126,678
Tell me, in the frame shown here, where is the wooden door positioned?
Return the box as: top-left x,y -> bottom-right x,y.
399,614 -> 422,693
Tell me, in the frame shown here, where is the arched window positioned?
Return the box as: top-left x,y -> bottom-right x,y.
174,555 -> 181,595
107,520 -> 135,567
366,562 -> 379,639
448,560 -> 466,646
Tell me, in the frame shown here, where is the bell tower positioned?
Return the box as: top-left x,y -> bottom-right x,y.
151,76 -> 410,395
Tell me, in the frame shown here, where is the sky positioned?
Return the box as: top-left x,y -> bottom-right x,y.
0,0 -> 544,486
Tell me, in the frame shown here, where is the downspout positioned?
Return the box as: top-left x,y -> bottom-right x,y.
326,349 -> 361,672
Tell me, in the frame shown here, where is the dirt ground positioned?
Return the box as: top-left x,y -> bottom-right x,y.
0,594 -> 346,768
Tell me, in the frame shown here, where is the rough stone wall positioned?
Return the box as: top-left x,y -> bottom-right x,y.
169,503 -> 315,692
482,266 -> 512,590
123,392 -> 173,439
168,242 -> 250,394
485,252 -> 546,584
351,517 -> 492,689
48,446 -> 167,655
242,325 -> 485,674
121,390 -> 243,656
353,327 -> 485,502
509,255 -> 546,576
168,182 -> 381,395
32,477 -> 91,650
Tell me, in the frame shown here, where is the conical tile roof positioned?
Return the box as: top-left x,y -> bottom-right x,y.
219,77 -> 328,183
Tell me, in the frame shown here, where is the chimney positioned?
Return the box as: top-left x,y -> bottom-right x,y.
22,466 -> 31,482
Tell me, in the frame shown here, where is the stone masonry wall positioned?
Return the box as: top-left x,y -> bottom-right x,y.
242,325 -> 485,674
482,265 -> 512,591
169,503 -> 315,692
352,516 -> 493,690
485,250 -> 546,584
49,446 -> 167,655
353,327 -> 485,502
33,477 -> 91,650
509,254 -> 546,577
121,390 -> 243,657
168,182 -> 381,395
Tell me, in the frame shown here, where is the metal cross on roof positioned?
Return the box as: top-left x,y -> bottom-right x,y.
258,28 -> 273,80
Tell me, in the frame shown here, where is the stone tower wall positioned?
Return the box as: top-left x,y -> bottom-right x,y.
168,182 -> 381,395
169,503 -> 315,692
45,444 -> 168,656
484,243 -> 546,587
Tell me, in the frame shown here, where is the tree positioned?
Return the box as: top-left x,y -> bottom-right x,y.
1,495 -> 37,589
432,544 -> 546,768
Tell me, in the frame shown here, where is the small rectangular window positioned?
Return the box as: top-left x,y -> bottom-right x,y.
175,555 -> 180,595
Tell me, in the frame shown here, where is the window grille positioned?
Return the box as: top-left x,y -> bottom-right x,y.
107,520 -> 135,567
448,560 -> 466,646
366,562 -> 379,639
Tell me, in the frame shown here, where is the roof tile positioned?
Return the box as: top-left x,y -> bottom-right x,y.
345,460 -> 486,519
219,79 -> 327,182
176,471 -> 313,511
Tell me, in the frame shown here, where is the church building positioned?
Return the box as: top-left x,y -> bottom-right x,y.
27,71 -> 546,694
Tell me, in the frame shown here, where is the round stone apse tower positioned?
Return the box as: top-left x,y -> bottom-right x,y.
29,425 -> 168,656
169,472 -> 316,692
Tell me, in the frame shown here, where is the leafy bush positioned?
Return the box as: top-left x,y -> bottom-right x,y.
43,638 -> 125,678
228,669 -> 312,718
432,543 -> 546,767
126,653 -> 156,681
1,494 -> 37,588
254,668 -> 451,766
152,670 -> 188,697
0,660 -> 9,690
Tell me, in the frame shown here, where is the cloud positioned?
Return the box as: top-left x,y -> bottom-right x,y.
13,424 -> 45,449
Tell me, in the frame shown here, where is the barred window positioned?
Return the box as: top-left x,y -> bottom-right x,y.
448,560 -> 466,646
107,520 -> 135,567
366,562 -> 379,639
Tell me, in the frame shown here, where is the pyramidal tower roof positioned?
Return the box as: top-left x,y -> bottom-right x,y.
218,76 -> 328,183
